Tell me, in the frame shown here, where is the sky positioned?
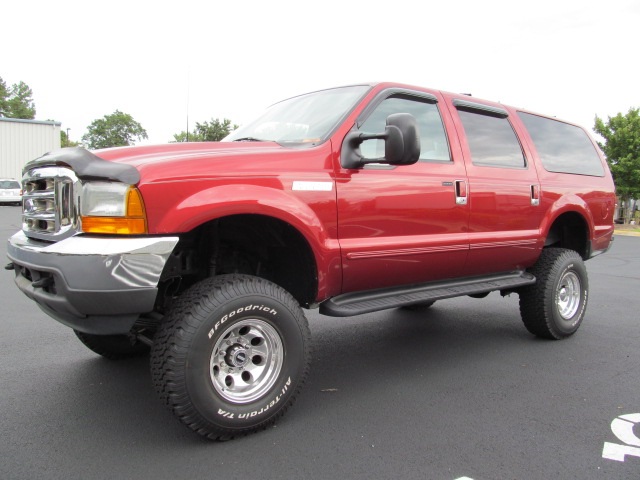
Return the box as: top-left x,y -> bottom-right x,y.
2,0 -> 639,145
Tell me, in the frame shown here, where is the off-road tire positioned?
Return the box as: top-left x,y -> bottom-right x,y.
74,331 -> 149,360
518,248 -> 588,339
150,274 -> 311,440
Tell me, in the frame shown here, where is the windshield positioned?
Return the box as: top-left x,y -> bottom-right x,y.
224,85 -> 370,145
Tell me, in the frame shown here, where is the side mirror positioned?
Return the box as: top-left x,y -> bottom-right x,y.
341,113 -> 420,169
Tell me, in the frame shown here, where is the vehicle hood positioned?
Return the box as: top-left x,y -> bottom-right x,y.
96,142 -> 301,183
27,142 -> 320,185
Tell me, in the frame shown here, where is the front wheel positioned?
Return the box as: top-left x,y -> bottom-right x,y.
150,274 -> 311,440
518,248 -> 588,339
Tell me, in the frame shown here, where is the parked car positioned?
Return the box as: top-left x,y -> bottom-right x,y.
0,179 -> 22,205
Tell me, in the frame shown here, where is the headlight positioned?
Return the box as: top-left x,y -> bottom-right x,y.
81,182 -> 147,234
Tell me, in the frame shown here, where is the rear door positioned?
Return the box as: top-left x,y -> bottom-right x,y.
336,89 -> 470,293
444,96 -> 544,275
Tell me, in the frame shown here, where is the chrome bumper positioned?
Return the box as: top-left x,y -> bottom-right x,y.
7,231 -> 179,334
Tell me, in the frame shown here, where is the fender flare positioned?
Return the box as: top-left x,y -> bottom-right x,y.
539,193 -> 595,241
149,183 -> 341,299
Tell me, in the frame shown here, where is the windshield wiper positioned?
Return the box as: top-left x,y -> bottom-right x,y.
232,137 -> 267,142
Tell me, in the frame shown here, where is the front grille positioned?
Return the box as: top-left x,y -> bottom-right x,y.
22,166 -> 80,241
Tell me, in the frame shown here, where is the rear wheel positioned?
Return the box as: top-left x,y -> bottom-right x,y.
150,274 -> 311,440
518,248 -> 588,339
74,331 -> 149,359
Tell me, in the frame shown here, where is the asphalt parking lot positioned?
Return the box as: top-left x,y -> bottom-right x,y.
0,204 -> 638,480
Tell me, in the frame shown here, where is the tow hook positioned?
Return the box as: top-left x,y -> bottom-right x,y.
32,277 -> 54,289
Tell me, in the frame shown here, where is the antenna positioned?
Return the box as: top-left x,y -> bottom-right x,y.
186,69 -> 190,142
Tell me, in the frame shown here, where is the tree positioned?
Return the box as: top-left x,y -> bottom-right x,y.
60,130 -> 79,147
594,108 -> 640,224
172,118 -> 238,142
82,110 -> 148,149
0,77 -> 8,117
0,76 -> 36,119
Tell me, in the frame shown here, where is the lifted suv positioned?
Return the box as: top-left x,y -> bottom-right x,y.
7,82 -> 615,439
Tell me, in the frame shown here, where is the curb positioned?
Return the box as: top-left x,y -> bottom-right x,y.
614,231 -> 640,237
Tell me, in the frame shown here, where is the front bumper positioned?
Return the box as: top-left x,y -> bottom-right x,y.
7,231 -> 179,334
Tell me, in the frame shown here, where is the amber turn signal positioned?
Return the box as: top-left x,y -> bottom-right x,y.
81,187 -> 148,234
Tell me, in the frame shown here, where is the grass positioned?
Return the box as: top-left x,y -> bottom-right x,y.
615,224 -> 640,233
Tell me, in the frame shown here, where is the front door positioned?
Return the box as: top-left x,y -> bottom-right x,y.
336,90 -> 470,293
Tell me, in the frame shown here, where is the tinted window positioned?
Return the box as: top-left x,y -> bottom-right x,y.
518,112 -> 604,176
360,96 -> 450,162
457,110 -> 525,168
0,181 -> 20,189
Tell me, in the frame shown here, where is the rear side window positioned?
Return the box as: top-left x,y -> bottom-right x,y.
518,112 -> 604,176
457,110 -> 525,168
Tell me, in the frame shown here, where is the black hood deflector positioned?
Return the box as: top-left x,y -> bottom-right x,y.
23,147 -> 140,185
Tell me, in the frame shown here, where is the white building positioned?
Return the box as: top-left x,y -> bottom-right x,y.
0,118 -> 61,181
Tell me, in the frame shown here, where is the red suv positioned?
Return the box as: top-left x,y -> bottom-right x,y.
7,82 -> 616,439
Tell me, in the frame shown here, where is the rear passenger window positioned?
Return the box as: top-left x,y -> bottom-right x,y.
457,110 -> 525,168
360,96 -> 451,162
518,112 -> 604,176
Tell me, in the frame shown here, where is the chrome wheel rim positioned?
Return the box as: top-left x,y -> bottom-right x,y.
556,271 -> 581,320
210,319 -> 283,404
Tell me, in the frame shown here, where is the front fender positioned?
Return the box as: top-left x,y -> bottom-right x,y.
140,181 -> 342,299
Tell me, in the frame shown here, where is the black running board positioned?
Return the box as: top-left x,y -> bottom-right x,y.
319,271 -> 536,317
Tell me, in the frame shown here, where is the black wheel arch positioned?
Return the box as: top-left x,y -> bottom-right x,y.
544,211 -> 590,260
158,214 -> 319,311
